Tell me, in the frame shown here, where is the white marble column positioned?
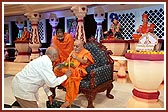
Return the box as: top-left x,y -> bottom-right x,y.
49,13 -> 59,37
94,6 -> 105,43
24,12 -> 41,60
15,17 -> 24,38
71,5 -> 87,42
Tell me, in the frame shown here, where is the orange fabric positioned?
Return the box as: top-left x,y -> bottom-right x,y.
133,23 -> 155,40
142,14 -> 148,19
141,23 -> 148,34
52,33 -> 74,64
54,48 -> 94,103
132,34 -> 141,40
141,23 -> 155,34
21,31 -> 30,40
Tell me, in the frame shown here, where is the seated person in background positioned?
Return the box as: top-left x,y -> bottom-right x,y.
104,13 -> 123,40
19,27 -> 31,41
54,39 -> 95,108
51,28 -> 74,66
132,13 -> 155,40
11,47 -> 71,108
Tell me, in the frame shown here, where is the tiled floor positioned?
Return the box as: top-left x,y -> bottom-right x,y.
3,73 -> 165,109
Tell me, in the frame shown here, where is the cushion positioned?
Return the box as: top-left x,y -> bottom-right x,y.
84,43 -> 108,67
80,64 -> 112,89
80,43 -> 112,89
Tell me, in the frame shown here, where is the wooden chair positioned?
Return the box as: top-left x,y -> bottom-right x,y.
51,37 -> 114,108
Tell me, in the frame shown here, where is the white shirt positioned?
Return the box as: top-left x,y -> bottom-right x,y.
12,55 -> 67,101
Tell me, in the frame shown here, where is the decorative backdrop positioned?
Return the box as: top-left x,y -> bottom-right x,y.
27,19 -> 47,43
107,4 -> 164,40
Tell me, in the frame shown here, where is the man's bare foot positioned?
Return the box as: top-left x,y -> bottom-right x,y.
60,101 -> 70,108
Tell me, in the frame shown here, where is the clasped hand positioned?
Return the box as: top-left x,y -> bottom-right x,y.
65,69 -> 72,78
71,53 -> 77,59
54,62 -> 64,70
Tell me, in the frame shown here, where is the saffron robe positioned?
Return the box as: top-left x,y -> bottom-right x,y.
21,31 -> 30,41
54,48 -> 94,103
132,23 -> 155,39
52,33 -> 74,65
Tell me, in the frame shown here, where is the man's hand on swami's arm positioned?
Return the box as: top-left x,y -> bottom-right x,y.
65,69 -> 72,78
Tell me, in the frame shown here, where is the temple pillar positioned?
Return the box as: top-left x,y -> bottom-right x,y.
15,17 -> 24,38
49,13 -> 59,37
71,5 -> 87,42
14,17 -> 31,63
14,41 -> 30,63
94,6 -> 105,43
24,12 -> 41,60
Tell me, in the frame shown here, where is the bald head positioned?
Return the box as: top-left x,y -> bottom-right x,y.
74,39 -> 84,45
45,47 -> 57,55
74,39 -> 84,53
45,47 -> 58,62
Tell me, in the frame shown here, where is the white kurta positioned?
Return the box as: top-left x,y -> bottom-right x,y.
12,55 -> 67,101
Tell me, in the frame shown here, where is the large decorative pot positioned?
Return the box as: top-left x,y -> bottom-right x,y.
101,39 -> 128,56
125,51 -> 164,108
128,39 -> 139,51
14,40 -> 31,63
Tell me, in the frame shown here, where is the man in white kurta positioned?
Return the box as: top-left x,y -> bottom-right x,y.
12,47 -> 71,108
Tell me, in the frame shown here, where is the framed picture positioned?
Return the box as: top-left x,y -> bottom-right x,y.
65,16 -> 77,38
4,22 -> 12,45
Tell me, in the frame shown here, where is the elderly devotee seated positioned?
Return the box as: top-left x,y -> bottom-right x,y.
132,13 -> 155,40
53,39 -> 95,108
11,47 -> 72,108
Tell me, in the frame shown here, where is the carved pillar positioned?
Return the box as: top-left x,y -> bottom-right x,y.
94,6 -> 105,43
71,5 -> 87,42
15,17 -> 24,38
49,13 -> 59,37
14,17 -> 30,63
24,12 -> 41,60
14,41 -> 30,63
